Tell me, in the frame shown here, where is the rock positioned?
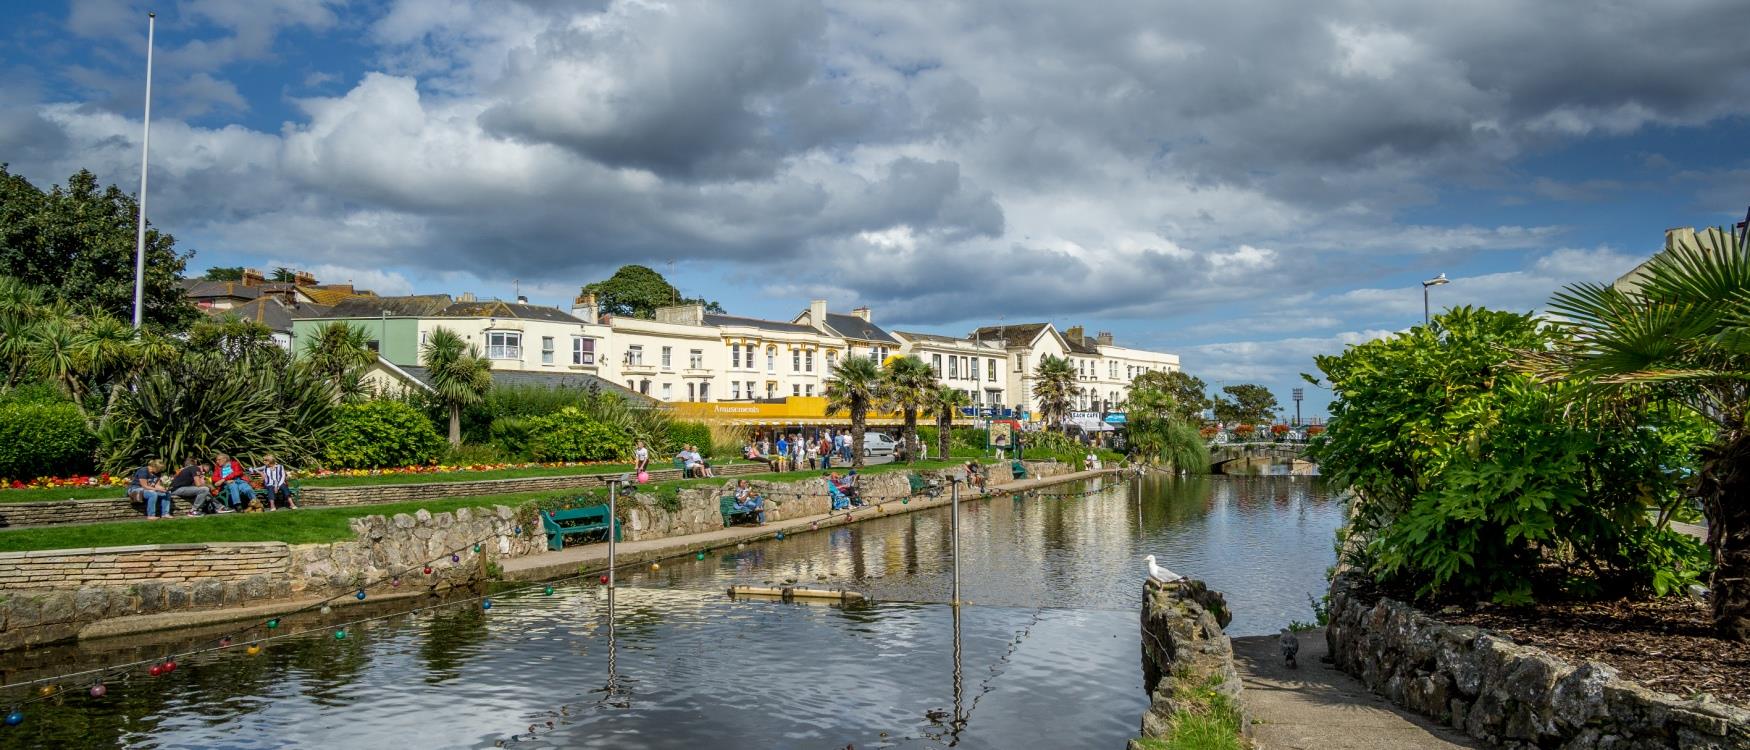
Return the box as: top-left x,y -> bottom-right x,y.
192,580 -> 224,607
1549,661 -> 1615,731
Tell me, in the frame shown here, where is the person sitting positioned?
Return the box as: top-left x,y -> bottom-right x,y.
825,471 -> 851,511
963,460 -> 987,492
250,454 -> 297,510
128,459 -> 171,520
169,457 -> 220,515
211,453 -> 257,511
732,479 -> 767,525
840,469 -> 865,507
682,445 -> 714,478
744,441 -> 779,471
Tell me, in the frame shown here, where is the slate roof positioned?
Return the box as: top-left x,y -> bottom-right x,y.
893,330 -> 995,347
441,300 -> 586,324
183,280 -> 261,301
395,365 -> 650,402
703,313 -> 819,334
1062,332 -> 1101,355
819,313 -> 899,344
318,294 -> 456,318
208,297 -> 331,333
969,323 -> 1049,347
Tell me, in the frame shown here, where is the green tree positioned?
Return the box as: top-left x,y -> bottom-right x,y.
1031,354 -> 1079,429
421,327 -> 493,446
202,266 -> 245,281
1212,384 -> 1278,425
301,321 -> 377,401
578,264 -> 725,319
269,267 -> 296,283
879,355 -> 935,462
187,315 -> 280,361
824,356 -> 882,467
923,385 -> 972,460
1134,370 -> 1210,423
1528,225 -> 1750,639
0,167 -> 196,330
1312,307 -> 1705,604
1124,384 -> 1209,471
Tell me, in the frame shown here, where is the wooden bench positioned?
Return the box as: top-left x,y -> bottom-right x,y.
719,496 -> 763,527
540,506 -> 621,551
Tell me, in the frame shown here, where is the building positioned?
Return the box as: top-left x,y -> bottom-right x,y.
793,300 -> 897,365
890,331 -> 1007,408
187,270 -> 376,349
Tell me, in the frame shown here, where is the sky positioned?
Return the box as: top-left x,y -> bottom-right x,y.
4,0 -> 1750,417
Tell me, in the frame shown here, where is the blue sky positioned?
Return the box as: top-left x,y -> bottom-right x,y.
5,0 -> 1750,417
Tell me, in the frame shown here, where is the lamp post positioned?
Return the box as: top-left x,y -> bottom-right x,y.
131,12 -> 156,329
1421,273 -> 1449,326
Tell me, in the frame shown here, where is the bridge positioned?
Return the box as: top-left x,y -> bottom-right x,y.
1207,441 -> 1314,474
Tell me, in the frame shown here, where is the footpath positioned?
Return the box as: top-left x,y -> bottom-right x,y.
1231,628 -> 1482,749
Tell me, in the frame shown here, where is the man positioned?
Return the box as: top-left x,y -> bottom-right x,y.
775,434 -> 790,471
128,459 -> 171,520
837,431 -> 852,461
682,445 -> 714,478
169,457 -> 219,515
733,479 -> 767,525
250,454 -> 296,510
841,469 -> 864,507
818,434 -> 833,469
963,460 -> 986,493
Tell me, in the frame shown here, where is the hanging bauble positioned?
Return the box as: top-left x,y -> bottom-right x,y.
424,566 -> 434,575
391,577 -> 401,587
164,661 -> 177,673
810,522 -> 818,531
695,551 -> 705,560
219,636 -> 233,648
148,665 -> 164,677
482,599 -> 493,610
246,645 -> 262,656
473,544 -> 482,553
451,554 -> 461,563
3,711 -> 21,727
334,629 -> 347,640
776,532 -> 785,540
599,575 -> 609,584
514,526 -> 523,535
355,590 -> 367,601
266,618 -> 280,629
543,585 -> 555,596
650,562 -> 660,571
736,543 -> 746,550
36,686 -> 53,697
901,498 -> 909,505
89,684 -> 107,698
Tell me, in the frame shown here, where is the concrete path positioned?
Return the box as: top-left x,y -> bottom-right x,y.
1231,628 -> 1483,750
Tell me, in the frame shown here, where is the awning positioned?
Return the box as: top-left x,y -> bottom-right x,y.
1069,415 -> 1114,432
1103,413 -> 1126,424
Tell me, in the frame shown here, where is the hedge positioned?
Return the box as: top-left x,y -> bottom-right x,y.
322,400 -> 447,469
528,407 -> 633,462
0,400 -> 96,481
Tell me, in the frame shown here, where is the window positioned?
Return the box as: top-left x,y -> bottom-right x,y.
766,346 -> 776,372
793,384 -> 801,396
541,336 -> 555,365
963,357 -> 972,379
699,383 -> 710,401
972,389 -> 982,404
793,349 -> 801,371
661,383 -> 672,399
687,383 -> 696,401
805,384 -> 814,396
932,354 -> 943,376
732,381 -> 741,400
689,349 -> 703,369
767,383 -> 776,398
971,357 -> 979,381
626,344 -> 644,366
826,351 -> 837,372
746,381 -> 755,399
419,331 -> 428,347
988,359 -> 997,382
572,337 -> 595,365
640,380 -> 650,395
1110,361 -> 1118,379
731,343 -> 741,368
486,331 -> 521,360
948,357 -> 958,379
1014,354 -> 1024,372
661,346 -> 672,368
805,350 -> 814,372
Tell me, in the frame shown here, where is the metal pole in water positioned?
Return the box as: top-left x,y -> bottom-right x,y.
950,479 -> 960,605
608,478 -> 617,590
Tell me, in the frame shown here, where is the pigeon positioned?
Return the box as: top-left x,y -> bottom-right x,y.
1280,628 -> 1300,669
1144,555 -> 1182,583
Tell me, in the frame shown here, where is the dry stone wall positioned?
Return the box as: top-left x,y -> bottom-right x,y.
1326,570 -> 1750,749
1133,578 -> 1246,748
0,544 -> 290,590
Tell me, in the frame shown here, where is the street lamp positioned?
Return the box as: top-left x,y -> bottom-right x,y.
1421,273 -> 1449,325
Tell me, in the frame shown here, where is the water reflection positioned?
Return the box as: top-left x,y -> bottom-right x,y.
0,476 -> 1340,749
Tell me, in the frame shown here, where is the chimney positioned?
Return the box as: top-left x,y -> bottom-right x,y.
1065,325 -> 1084,342
850,306 -> 871,322
241,268 -> 265,287
655,303 -> 704,326
516,295 -> 529,305
808,299 -> 828,326
1665,226 -> 1697,249
459,292 -> 477,303
1096,331 -> 1113,346
572,291 -> 599,324
293,271 -> 317,286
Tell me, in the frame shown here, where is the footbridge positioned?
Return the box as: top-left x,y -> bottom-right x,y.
1207,441 -> 1315,474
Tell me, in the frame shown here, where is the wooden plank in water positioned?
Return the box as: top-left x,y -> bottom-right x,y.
727,585 -> 866,602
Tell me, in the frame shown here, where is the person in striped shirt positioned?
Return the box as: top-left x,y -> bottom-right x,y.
250,455 -> 297,510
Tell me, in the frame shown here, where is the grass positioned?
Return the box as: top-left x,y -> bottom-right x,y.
0,458 -> 980,552
1133,673 -> 1250,750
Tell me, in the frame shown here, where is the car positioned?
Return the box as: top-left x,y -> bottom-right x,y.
862,432 -> 897,457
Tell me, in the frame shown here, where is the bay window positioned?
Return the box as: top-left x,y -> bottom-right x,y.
485,331 -> 521,360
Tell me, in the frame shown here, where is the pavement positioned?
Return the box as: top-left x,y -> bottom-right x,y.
1231,628 -> 1483,750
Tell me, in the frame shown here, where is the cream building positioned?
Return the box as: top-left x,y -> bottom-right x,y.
891,331 -> 1007,407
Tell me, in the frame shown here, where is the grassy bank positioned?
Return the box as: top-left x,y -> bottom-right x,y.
1133,673 -> 1250,750
0,458 -> 988,552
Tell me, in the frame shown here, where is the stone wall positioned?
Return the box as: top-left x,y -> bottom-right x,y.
1326,570 -> 1750,749
0,543 -> 290,590
1133,578 -> 1247,748
284,505 -> 538,593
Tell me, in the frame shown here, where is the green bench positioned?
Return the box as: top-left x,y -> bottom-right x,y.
1010,460 -> 1027,480
719,496 -> 764,527
907,472 -> 942,498
540,506 -> 621,551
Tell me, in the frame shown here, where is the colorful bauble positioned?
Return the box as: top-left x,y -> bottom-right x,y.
543,586 -> 555,596
89,684 -> 107,698
266,618 -> 280,629
599,575 -> 609,584
424,566 -> 434,575
246,645 -> 262,656
482,599 -> 493,610
695,552 -> 705,560
451,554 -> 461,563
3,711 -> 21,726
355,590 -> 367,601
148,665 -> 164,677
334,629 -> 347,640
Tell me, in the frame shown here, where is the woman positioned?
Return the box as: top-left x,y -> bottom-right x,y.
732,479 -> 766,525
249,454 -> 296,510
128,459 -> 171,520
211,453 -> 257,511
963,460 -> 986,492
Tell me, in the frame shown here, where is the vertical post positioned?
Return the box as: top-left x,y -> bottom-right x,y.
1422,285 -> 1430,326
950,479 -> 961,605
607,478 -> 618,590
131,12 -> 156,329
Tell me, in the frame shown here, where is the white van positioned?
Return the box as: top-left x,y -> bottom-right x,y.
862,432 -> 898,458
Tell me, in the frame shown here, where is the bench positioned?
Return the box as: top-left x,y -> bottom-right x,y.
540,506 -> 621,551
1010,460 -> 1027,480
719,496 -> 763,527
907,472 -> 941,498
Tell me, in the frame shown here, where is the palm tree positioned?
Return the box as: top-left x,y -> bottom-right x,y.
923,385 -> 972,460
422,327 -> 493,446
1032,354 -> 1080,431
824,355 -> 882,468
1124,384 -> 1208,471
1529,224 -> 1750,640
880,355 -> 935,463
270,266 -> 296,283
302,321 -> 376,389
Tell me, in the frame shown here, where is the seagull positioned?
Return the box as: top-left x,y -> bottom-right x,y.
1280,628 -> 1300,669
1144,555 -> 1182,583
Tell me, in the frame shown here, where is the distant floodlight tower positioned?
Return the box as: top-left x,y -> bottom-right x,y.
1292,387 -> 1303,427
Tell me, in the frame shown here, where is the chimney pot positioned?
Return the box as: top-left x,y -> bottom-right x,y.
851,306 -> 871,322
516,295 -> 528,305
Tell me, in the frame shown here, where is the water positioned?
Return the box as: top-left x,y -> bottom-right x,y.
0,475 -> 1343,749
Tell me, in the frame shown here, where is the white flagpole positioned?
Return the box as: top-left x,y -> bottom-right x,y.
131,11 -> 155,329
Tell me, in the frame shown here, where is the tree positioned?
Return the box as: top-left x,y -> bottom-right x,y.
578,264 -> 725,319
269,267 -> 296,283
923,385 -> 972,460
1133,370 -> 1209,423
824,356 -> 882,468
1213,384 -> 1278,424
1313,306 -> 1705,605
187,316 -> 280,361
301,321 -> 377,401
1527,225 -> 1750,639
880,355 -> 935,462
1031,354 -> 1079,429
422,327 -> 493,446
1124,384 -> 1208,471
203,266 -> 245,281
0,167 -> 196,330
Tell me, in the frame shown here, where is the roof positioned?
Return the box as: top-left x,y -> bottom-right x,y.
1062,332 -> 1101,355
183,280 -> 260,301
207,297 -> 331,333
969,323 -> 1050,347
441,300 -> 585,324
893,330 -> 976,346
394,365 -> 651,402
299,285 -> 374,306
819,313 -> 899,344
703,313 -> 820,335
319,294 -> 456,318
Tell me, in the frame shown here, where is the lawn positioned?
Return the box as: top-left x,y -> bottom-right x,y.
0,458 -> 973,552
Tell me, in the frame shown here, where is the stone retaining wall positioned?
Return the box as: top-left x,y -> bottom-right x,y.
1133,577 -> 1247,748
0,543 -> 291,590
1326,570 -> 1750,749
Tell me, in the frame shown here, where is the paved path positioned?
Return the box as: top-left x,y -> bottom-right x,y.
1231,628 -> 1483,750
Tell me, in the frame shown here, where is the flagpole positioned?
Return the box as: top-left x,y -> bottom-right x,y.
131,11 -> 155,329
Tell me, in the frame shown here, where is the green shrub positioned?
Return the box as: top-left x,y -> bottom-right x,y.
527,407 -> 633,462
667,421 -> 712,455
443,442 -> 512,466
0,381 -> 68,406
490,416 -> 539,459
0,401 -> 96,480
323,399 -> 447,469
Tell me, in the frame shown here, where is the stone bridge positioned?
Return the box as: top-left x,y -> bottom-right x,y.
1207,441 -> 1315,474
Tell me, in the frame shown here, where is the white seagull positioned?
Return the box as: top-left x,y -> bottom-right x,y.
1144,555 -> 1182,583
